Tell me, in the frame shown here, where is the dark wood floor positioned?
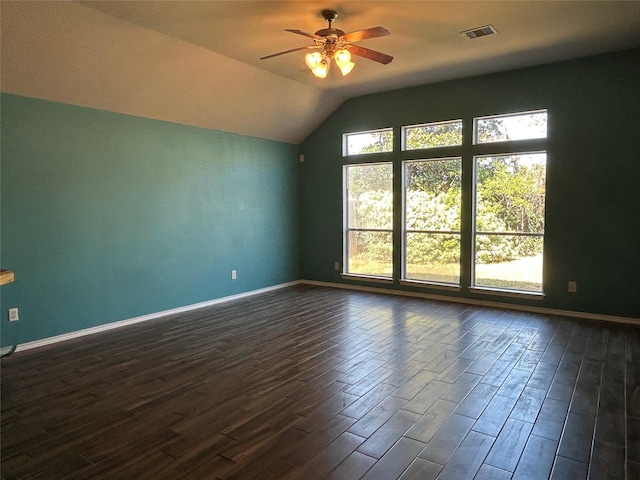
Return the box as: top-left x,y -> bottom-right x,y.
2,285 -> 639,479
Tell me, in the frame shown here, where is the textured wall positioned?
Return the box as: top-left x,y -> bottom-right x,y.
1,94 -> 300,344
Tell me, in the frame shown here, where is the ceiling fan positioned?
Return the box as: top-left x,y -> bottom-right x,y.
260,10 -> 393,78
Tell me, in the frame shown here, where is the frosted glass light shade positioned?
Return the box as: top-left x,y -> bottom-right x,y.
339,61 -> 355,76
304,52 -> 322,69
335,49 -> 351,66
311,60 -> 329,78
335,50 -> 354,76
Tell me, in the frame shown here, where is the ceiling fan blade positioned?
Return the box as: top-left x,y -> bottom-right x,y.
348,45 -> 393,65
285,29 -> 323,41
342,26 -> 390,43
260,45 -> 320,60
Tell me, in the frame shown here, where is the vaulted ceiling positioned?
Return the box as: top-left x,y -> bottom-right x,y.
2,1 -> 640,144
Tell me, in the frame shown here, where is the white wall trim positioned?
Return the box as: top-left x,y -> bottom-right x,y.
302,279 -> 640,326
14,278 -> 639,354
15,281 -> 301,353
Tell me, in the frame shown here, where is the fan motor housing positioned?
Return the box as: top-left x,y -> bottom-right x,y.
315,28 -> 345,38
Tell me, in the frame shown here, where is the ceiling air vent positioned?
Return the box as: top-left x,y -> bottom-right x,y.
461,24 -> 498,39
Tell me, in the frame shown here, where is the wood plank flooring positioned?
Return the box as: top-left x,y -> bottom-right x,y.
2,284 -> 640,479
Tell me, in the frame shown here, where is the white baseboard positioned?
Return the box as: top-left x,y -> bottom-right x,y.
301,279 -> 640,326
14,278 -> 639,354
15,281 -> 301,353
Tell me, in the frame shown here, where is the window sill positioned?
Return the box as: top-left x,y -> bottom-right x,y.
468,286 -> 545,300
341,274 -> 394,285
399,280 -> 461,292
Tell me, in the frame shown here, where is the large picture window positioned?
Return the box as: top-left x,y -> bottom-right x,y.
403,158 -> 462,285
344,163 -> 393,278
473,152 -> 546,292
340,109 -> 548,296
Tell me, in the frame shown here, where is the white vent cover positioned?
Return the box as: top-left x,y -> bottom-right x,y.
461,25 -> 498,39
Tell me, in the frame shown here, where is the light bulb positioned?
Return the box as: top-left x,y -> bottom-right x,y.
334,49 -> 351,67
311,60 -> 329,78
305,52 -> 322,69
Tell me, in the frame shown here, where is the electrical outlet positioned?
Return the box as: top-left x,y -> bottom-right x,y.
334,261 -> 340,270
231,270 -> 237,280
8,308 -> 19,322
568,281 -> 577,293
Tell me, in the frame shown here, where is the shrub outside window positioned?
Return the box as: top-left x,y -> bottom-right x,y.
403,158 -> 462,285
344,163 -> 393,277
473,152 -> 547,292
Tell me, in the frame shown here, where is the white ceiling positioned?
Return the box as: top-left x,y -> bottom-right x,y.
2,1 -> 640,144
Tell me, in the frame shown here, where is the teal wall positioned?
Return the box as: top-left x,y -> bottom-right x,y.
300,48 -> 640,319
1,94 -> 300,344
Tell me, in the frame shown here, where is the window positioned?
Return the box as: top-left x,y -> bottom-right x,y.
472,109 -> 547,293
473,152 -> 547,292
343,128 -> 393,156
403,158 -> 462,285
340,109 -> 548,296
402,120 -> 463,150
344,163 -> 393,278
474,110 -> 547,144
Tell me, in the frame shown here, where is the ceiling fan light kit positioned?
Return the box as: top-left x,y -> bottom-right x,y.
261,9 -> 392,79
305,48 -> 354,77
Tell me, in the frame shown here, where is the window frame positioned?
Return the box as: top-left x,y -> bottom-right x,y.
342,161 -> 394,281
401,157 -> 463,288
473,109 -> 548,145
471,150 -> 547,295
342,127 -> 394,157
338,109 -> 549,299
401,119 -> 463,151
